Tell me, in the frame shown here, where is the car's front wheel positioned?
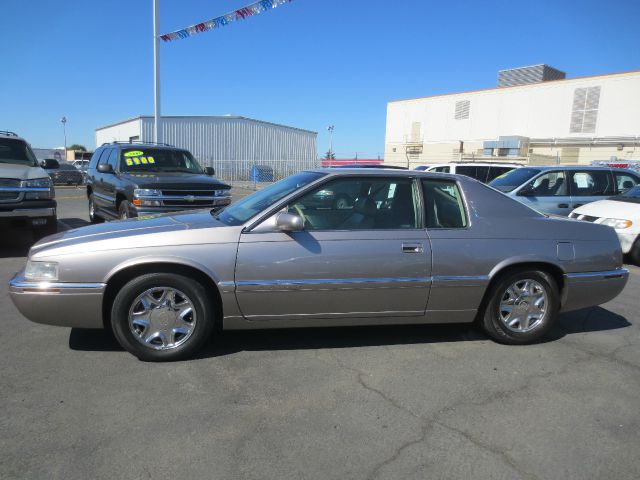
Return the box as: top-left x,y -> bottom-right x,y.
480,269 -> 559,344
88,194 -> 103,223
111,273 -> 215,361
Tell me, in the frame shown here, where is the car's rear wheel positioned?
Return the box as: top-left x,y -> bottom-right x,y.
111,273 -> 215,361
480,269 -> 559,344
88,194 -> 103,223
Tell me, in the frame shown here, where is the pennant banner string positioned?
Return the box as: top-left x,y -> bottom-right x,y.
160,0 -> 294,42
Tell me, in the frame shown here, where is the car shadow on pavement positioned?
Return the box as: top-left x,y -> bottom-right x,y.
0,230 -> 35,258
68,306 -> 630,358
58,217 -> 90,230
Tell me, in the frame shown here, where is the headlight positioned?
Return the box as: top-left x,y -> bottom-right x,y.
134,188 -> 161,197
133,189 -> 162,207
24,260 -> 58,281
22,177 -> 54,200
601,218 -> 633,229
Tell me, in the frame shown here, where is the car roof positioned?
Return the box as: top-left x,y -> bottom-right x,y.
100,142 -> 185,151
0,131 -> 26,142
525,165 -> 639,173
307,168 -> 465,181
424,162 -> 522,167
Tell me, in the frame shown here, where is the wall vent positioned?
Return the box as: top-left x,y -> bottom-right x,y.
570,86 -> 600,133
455,100 -> 470,120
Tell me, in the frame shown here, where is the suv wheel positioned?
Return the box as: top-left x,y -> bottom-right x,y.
88,194 -> 103,223
118,200 -> 132,220
111,273 -> 215,361
480,269 -> 559,344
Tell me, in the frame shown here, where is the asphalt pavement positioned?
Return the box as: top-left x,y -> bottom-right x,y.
1,187 -> 639,480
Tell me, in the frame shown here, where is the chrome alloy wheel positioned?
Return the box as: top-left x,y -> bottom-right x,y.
498,279 -> 548,333
128,287 -> 197,350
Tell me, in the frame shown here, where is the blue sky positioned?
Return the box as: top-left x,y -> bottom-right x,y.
1,0 -> 639,157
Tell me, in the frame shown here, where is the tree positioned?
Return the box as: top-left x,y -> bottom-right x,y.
68,144 -> 87,152
324,150 -> 335,160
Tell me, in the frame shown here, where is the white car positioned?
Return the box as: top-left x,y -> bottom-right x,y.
415,162 -> 521,183
570,185 -> 640,264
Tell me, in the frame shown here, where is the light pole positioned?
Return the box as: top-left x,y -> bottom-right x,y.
153,0 -> 162,143
327,125 -> 335,166
60,116 -> 67,160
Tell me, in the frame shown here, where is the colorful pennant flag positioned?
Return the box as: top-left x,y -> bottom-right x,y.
160,0 -> 294,42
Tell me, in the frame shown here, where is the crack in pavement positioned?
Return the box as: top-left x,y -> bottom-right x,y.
325,350 -> 597,480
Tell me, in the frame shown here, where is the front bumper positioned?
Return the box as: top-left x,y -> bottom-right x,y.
9,271 -> 105,328
0,199 -> 56,219
561,268 -> 629,312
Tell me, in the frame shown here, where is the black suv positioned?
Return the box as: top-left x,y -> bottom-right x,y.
86,143 -> 231,222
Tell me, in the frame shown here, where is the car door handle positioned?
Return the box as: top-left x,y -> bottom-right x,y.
402,243 -> 423,253
558,203 -> 569,208
573,203 -> 584,208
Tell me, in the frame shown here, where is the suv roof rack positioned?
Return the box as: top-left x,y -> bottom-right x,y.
102,140 -> 175,147
0,130 -> 19,137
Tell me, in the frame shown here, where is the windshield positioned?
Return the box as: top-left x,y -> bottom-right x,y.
216,171 -> 325,226
0,138 -> 38,166
489,167 -> 541,192
120,148 -> 203,173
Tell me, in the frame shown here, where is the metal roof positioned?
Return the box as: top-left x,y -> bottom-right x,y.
95,115 -> 317,135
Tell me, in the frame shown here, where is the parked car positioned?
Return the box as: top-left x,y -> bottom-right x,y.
489,165 -> 640,216
71,160 -> 90,171
45,162 -> 84,186
570,185 -> 640,264
0,131 -> 57,237
415,162 -> 521,183
9,169 -> 628,361
85,142 -> 231,221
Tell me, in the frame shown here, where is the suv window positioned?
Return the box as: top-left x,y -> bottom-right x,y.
569,170 -> 615,196
487,166 -> 514,182
526,171 -> 567,196
455,166 -> 477,179
88,148 -> 104,169
289,177 -> 419,230
422,179 -> 467,228
96,148 -> 112,166
0,137 -> 38,167
107,149 -> 119,169
434,166 -> 450,173
614,172 -> 639,193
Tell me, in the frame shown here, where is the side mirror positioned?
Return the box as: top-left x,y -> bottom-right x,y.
517,185 -> 535,196
41,159 -> 60,169
275,212 -> 304,232
204,166 -> 215,176
97,163 -> 114,174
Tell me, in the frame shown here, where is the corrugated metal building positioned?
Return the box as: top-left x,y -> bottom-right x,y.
95,115 -> 318,182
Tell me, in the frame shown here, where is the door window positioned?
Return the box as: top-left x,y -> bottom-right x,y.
107,149 -> 119,169
614,172 -> 639,193
525,171 -> 567,196
421,179 -> 467,228
487,166 -> 514,182
434,166 -> 450,173
289,177 -> 419,230
97,149 -> 113,166
474,166 -> 490,182
569,170 -> 614,196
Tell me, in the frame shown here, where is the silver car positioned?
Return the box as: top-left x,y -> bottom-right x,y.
9,169 -> 629,361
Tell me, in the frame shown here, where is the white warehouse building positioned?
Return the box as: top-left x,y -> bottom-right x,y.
385,67 -> 640,167
95,115 -> 318,180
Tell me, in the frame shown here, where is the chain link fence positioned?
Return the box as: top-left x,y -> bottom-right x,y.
196,158 -> 321,190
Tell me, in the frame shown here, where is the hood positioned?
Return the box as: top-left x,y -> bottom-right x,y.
0,163 -> 49,180
120,172 -> 230,190
30,210 -> 237,259
572,199 -> 640,220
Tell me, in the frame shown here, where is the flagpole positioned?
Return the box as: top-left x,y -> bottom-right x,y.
153,0 -> 162,143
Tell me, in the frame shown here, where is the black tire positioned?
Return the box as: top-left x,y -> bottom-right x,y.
118,200 -> 132,220
111,273 -> 215,361
630,237 -> 640,266
480,269 -> 559,345
88,194 -> 103,223
33,216 -> 58,241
